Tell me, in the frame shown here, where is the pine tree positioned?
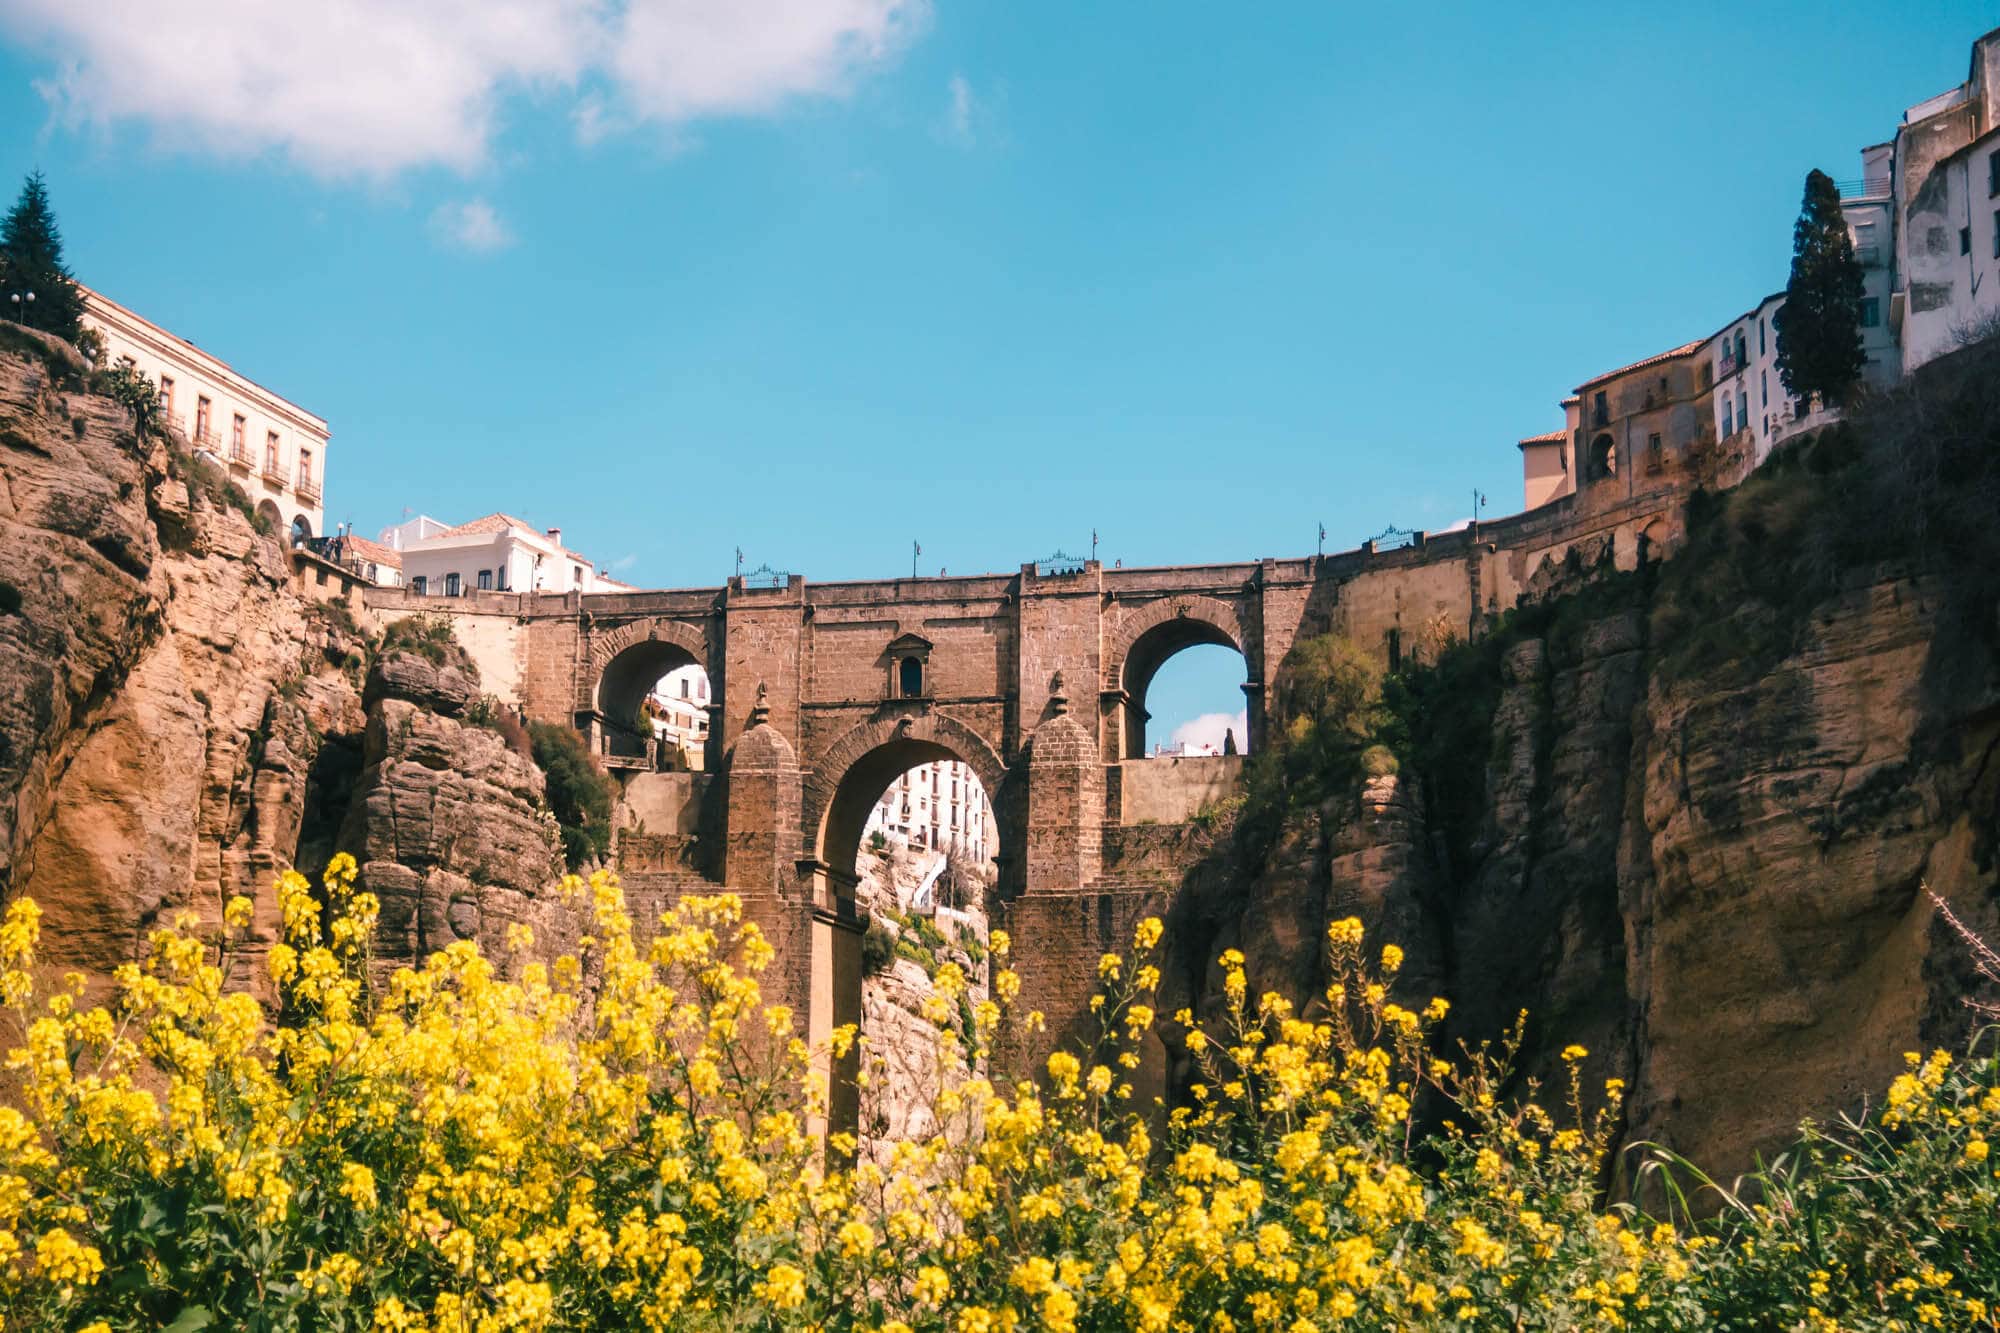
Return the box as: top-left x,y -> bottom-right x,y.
0,171 -> 87,344
1773,169 -> 1866,410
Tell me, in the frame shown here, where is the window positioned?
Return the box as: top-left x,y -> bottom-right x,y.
1646,432 -> 1664,472
1993,210 -> 1999,259
571,564 -> 583,589
297,447 -> 313,491
266,432 -> 280,473
478,569 -> 493,591
444,572 -> 461,597
159,375 -> 175,416
1859,297 -> 1880,328
1722,395 -> 1734,435
1759,319 -> 1766,356
1592,391 -> 1609,427
1989,149 -> 1999,198
412,575 -> 428,596
899,656 -> 925,697
1761,370 -> 1768,407
1734,333 -> 1746,370
231,414 -> 245,451
1963,227 -> 1973,256
195,396 -> 211,440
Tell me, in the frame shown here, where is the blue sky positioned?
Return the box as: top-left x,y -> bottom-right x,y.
2,0 -> 1994,746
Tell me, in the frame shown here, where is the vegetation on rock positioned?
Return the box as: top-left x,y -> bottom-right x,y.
527,721 -> 616,869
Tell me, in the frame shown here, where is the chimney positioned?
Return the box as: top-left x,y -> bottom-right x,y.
546,528 -> 562,546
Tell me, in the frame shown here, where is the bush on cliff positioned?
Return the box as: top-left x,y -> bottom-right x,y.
528,720 -> 615,868
3,864 -> 1999,1330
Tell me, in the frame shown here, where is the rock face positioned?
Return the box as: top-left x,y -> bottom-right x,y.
340,648 -> 566,972
0,331 -> 568,1005
0,329 -> 368,999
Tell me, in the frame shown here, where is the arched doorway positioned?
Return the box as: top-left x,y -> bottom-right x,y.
1117,615 -> 1251,760
288,513 -> 313,547
1589,433 -> 1617,481
256,499 -> 283,537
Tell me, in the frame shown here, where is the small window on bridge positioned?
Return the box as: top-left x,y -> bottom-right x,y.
899,656 -> 925,698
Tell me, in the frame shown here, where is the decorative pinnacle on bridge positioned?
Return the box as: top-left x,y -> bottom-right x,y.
1049,670 -> 1069,715
749,682 -> 771,729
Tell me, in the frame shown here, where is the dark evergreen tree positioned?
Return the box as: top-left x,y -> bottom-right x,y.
0,171 -> 87,343
1773,169 -> 1866,410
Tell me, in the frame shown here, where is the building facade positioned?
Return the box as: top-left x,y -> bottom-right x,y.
379,513 -> 630,597
648,664 -> 712,771
1519,27 -> 2000,514
82,287 -> 329,543
863,760 -> 993,866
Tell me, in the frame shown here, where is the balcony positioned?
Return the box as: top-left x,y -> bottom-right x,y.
228,442 -> 252,469
296,479 -> 322,508
260,462 -> 288,489
192,424 -> 221,450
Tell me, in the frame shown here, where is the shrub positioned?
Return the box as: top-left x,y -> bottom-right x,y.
377,614 -> 463,668
3,869 -> 1998,1330
528,720 -> 615,868
860,916 -> 896,974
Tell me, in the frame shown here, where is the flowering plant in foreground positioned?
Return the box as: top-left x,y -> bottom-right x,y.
1,858 -> 1997,1331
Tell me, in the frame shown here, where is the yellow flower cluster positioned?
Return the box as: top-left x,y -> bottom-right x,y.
4,870 -> 1999,1330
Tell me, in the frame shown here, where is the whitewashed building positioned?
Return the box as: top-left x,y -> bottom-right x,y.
865,761 -> 993,865
648,664 -> 712,771
379,512 -> 630,597
82,286 -> 329,543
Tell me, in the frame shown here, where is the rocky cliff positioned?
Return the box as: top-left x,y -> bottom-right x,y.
1167,338 -> 2000,1179
0,327 -> 566,1001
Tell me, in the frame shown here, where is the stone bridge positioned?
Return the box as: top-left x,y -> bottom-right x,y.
359,485 -> 1685,1123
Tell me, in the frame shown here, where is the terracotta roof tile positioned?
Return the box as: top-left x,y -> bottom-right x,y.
441,512 -> 540,538
1576,339 -> 1706,391
1516,429 -> 1568,448
342,535 -> 401,568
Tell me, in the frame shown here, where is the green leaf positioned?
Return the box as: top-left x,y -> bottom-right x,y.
163,1305 -> 216,1332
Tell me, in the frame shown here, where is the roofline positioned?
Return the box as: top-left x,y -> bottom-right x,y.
81,286 -> 329,436
1573,338 -> 1706,392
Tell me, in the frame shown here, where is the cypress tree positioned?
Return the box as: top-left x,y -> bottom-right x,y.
1773,168 -> 1866,410
0,171 -> 87,344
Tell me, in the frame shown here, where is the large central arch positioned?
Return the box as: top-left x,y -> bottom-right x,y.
805,711 -> 1010,904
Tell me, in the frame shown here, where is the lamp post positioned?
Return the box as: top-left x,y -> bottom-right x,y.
6,290 -> 33,327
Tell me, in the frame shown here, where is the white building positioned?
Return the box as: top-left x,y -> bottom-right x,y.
1893,29 -> 2000,371
648,664 -> 712,771
82,286 -> 329,543
379,512 -> 630,597
865,761 -> 993,865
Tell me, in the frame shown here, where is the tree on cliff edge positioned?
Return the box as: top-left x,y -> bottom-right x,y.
0,172 -> 86,344
1773,169 -> 1866,411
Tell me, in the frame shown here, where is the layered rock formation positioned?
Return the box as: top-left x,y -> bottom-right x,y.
341,647 -> 567,971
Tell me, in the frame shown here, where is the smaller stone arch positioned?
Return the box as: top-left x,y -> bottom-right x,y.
256,499 -> 284,536
585,617 -> 714,766
1105,595 -> 1253,759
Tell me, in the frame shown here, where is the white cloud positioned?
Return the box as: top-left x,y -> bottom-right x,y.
942,72 -> 975,146
1169,710 -> 1247,756
428,198 -> 514,253
0,0 -> 931,179
609,552 -> 638,572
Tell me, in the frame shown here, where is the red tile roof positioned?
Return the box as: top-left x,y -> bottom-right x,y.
441,512 -> 540,538
1516,429 -> 1568,448
1576,339 -> 1706,391
343,535 -> 401,568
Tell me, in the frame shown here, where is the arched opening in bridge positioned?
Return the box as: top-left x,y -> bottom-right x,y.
289,513 -> 313,547
815,738 -> 1003,1151
1123,623 -> 1250,760
595,640 -> 710,771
